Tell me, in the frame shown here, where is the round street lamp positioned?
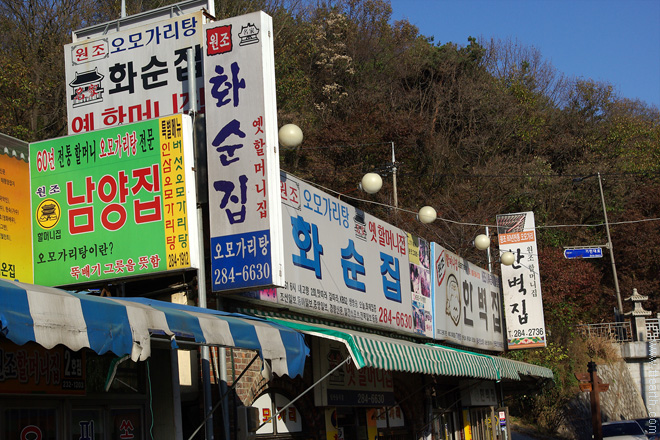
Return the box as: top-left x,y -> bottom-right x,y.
360,173 -> 383,194
278,124 -> 303,148
474,234 -> 491,251
500,250 -> 515,266
418,206 -> 437,224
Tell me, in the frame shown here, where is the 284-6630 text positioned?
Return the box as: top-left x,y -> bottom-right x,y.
214,263 -> 271,285
378,307 -> 412,330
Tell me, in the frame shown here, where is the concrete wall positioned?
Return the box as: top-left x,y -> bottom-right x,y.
621,341 -> 660,417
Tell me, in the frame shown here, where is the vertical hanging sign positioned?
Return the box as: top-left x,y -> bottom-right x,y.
204,12 -> 284,291
408,233 -> 433,337
0,145 -> 33,282
496,211 -> 547,349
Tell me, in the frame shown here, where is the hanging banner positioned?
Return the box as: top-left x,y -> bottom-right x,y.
432,243 -> 504,351
496,211 -> 547,349
408,233 -> 433,337
30,114 -> 199,286
64,11 -> 205,134
0,144 -> 33,282
205,12 -> 284,292
246,172 -> 414,333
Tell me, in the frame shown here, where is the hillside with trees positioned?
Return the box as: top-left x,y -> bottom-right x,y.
2,0 -> 659,434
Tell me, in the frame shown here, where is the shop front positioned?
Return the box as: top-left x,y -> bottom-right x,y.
0,280 -> 309,440
226,314 -> 554,440
259,318 -> 522,440
0,339 -> 159,440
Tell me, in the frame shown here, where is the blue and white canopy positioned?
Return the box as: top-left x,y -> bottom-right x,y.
0,280 -> 309,378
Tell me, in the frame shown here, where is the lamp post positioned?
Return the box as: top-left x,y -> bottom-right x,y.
359,142 -> 399,209
573,172 -> 623,319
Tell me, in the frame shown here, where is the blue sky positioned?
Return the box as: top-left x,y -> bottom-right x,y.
389,0 -> 660,108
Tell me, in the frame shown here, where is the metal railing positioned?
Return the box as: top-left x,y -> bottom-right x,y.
647,318 -> 660,341
577,322 -> 633,342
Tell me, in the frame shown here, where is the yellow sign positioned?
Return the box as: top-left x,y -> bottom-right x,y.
0,152 -> 33,282
366,409 -> 378,440
325,408 -> 339,440
463,409 -> 473,440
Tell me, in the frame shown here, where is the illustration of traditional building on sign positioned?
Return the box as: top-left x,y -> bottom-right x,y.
238,23 -> 259,46
69,69 -> 105,108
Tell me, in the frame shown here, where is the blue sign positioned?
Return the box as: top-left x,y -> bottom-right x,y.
563,247 -> 603,259
211,230 -> 272,290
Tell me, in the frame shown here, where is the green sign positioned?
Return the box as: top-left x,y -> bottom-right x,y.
30,115 -> 194,286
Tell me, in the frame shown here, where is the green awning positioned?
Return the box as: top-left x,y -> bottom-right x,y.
245,309 -> 553,383
269,319 -> 500,380
490,356 -> 554,380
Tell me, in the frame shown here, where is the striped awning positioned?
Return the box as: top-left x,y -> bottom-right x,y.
269,319 -> 500,380
0,280 -> 309,378
490,356 -> 554,380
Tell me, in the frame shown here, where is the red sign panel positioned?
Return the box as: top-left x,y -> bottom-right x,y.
0,340 -> 85,395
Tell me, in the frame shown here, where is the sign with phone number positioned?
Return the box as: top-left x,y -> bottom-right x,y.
326,390 -> 396,407
30,114 -> 199,286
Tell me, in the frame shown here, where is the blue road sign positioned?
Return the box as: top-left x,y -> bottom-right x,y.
564,247 -> 603,259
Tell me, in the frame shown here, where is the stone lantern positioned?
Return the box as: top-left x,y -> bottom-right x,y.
624,288 -> 652,341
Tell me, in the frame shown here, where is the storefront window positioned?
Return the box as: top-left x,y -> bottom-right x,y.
110,408 -> 142,440
71,409 -> 103,440
253,391 -> 303,435
4,408 -> 58,440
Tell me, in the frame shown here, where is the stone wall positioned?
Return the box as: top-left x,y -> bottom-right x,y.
559,360 -> 648,439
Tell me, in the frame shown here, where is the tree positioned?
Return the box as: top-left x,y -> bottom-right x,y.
0,0 -> 97,140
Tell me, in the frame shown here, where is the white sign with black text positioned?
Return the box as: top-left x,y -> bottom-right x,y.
64,11 -> 205,134
205,12 -> 285,292
432,244 -> 505,352
496,211 -> 547,349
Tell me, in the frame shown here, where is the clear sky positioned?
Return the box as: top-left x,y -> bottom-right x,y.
389,0 -> 660,109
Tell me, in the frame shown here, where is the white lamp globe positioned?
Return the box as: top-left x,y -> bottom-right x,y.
278,124 -> 303,148
501,251 -> 515,266
474,234 -> 491,251
418,206 -> 437,224
360,173 -> 383,194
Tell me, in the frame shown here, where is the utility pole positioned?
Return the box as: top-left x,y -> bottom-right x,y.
390,142 -> 398,210
573,173 -> 623,320
597,173 -> 623,319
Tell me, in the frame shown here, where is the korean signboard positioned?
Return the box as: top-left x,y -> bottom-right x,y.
496,211 -> 547,349
246,172 -> 415,333
30,114 -> 199,286
0,340 -> 85,395
432,244 -> 504,352
64,11 -> 205,134
0,146 -> 33,282
459,380 -> 498,406
313,337 -> 395,407
253,392 -> 303,435
205,12 -> 285,291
